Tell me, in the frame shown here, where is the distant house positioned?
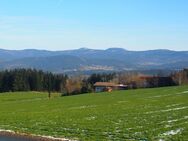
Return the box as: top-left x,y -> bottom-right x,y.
94,82 -> 128,92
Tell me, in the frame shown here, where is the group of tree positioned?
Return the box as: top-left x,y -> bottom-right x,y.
0,69 -> 68,93
64,69 -> 188,95
114,72 -> 177,89
0,68 -> 187,96
63,73 -> 116,96
0,69 -> 116,95
171,68 -> 188,85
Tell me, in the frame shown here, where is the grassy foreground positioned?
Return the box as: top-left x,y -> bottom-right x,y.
0,86 -> 188,141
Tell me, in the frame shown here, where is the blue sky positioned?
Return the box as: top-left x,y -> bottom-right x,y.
0,0 -> 188,51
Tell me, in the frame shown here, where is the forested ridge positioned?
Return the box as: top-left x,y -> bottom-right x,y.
1,48 -> 188,74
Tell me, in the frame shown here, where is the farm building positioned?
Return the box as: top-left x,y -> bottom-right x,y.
94,82 -> 128,92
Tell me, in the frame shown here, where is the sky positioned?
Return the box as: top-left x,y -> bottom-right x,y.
0,0 -> 188,51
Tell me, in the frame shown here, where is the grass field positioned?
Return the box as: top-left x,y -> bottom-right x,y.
0,86 -> 188,141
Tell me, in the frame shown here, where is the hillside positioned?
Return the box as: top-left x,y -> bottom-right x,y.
0,86 -> 188,140
0,48 -> 188,73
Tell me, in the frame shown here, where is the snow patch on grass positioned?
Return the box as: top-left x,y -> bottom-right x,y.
167,119 -> 178,123
148,94 -> 172,98
158,128 -> 183,141
162,106 -> 188,112
162,128 -> 183,136
117,100 -> 128,103
166,103 -> 182,108
176,90 -> 188,95
146,106 -> 188,114
85,116 -> 96,121
70,105 -> 97,110
149,90 -> 188,99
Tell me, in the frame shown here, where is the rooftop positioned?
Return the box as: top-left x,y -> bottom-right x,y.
94,82 -> 116,87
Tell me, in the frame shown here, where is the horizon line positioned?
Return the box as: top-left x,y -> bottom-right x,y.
0,47 -> 187,52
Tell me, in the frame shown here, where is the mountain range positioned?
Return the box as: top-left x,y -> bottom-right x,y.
0,48 -> 188,74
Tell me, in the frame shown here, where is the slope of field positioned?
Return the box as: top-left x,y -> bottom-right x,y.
0,86 -> 188,141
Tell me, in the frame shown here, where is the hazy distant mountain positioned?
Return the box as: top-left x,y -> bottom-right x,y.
0,48 -> 188,74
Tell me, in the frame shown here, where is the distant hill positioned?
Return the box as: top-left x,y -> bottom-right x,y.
0,48 -> 188,74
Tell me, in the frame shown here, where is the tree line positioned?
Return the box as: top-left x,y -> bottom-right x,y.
0,68 -> 187,95
63,73 -> 116,95
0,69 -> 68,93
172,68 -> 188,85
0,69 -> 116,95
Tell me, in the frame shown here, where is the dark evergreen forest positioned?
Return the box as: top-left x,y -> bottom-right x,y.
0,69 -> 68,93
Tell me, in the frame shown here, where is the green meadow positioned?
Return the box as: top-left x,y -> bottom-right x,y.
0,86 -> 188,141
